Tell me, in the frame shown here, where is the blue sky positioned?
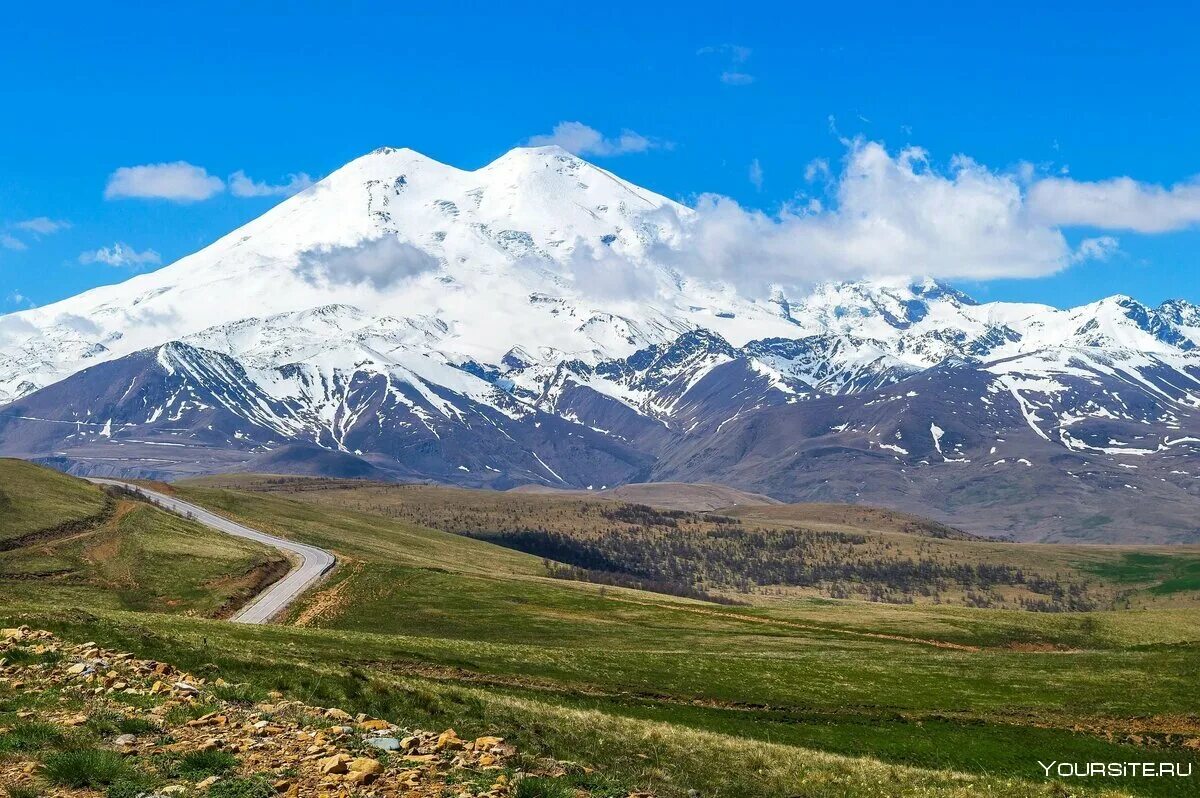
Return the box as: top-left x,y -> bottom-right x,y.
1,1 -> 1198,310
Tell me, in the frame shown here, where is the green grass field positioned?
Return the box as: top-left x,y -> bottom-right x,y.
3,463 -> 1198,797
0,459 -> 285,617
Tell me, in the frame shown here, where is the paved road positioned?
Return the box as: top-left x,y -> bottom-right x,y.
87,478 -> 335,624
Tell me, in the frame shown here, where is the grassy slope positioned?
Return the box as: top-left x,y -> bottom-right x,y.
0,457 -> 107,543
151,479 -> 1200,797
185,475 -> 1200,611
0,462 -> 284,617
3,467 -> 1196,796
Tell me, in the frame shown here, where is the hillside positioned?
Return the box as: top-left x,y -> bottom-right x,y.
181,475 -> 1200,612
0,147 -> 1196,541
509,481 -> 781,511
2,470 -> 1199,796
0,460 -> 285,617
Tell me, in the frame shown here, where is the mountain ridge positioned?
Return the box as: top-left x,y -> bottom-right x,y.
1,145 -> 1197,542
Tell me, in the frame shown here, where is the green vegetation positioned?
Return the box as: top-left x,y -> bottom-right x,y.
4,464 -> 1200,796
0,461 -> 285,618
2,784 -> 42,798
173,749 -> 240,779
41,748 -> 136,788
206,776 -> 275,798
0,458 -> 107,544
0,720 -> 65,753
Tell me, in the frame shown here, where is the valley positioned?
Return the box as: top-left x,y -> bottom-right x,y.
3,460 -> 1199,796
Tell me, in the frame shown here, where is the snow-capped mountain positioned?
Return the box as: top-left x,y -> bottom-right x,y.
1,145 -> 1198,542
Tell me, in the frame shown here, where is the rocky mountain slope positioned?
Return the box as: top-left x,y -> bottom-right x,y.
0,146 -> 1197,542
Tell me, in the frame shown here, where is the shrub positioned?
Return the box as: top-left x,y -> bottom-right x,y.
207,775 -> 274,798
3,783 -> 43,798
0,721 -> 64,753
41,749 -> 135,788
176,749 -> 239,779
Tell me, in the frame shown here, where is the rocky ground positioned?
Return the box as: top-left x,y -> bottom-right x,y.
0,627 -> 638,797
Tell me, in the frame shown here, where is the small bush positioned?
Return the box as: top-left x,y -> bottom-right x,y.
117,716 -> 158,735
207,775 -> 274,798
3,783 -> 43,798
84,706 -> 124,737
0,648 -> 61,667
0,721 -> 64,753
41,748 -> 135,788
175,749 -> 239,779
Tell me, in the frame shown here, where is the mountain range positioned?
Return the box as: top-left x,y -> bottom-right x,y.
1,145 -> 1198,542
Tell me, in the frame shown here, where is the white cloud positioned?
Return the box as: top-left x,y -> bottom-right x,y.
79,243 -> 162,269
748,159 -> 764,191
229,170 -> 315,198
644,139 -> 1093,292
104,161 -> 225,202
1071,236 -> 1121,263
1027,176 -> 1200,233
527,122 -> 664,157
0,313 -> 37,345
565,240 -> 664,301
13,214 -> 69,234
5,290 -> 28,306
297,235 -> 441,290
804,158 -> 831,183
720,71 -> 755,86
1,234 -> 27,251
14,217 -> 70,235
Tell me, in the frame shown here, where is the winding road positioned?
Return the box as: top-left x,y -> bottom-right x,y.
87,478 -> 336,624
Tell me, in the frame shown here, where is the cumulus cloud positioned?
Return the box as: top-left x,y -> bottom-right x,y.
527,122 -> 664,157
53,313 -> 102,336
0,313 -> 37,346
297,235 -> 441,290
79,243 -> 162,269
565,241 -> 664,301
640,140 -> 1092,293
1071,236 -> 1120,263
1,234 -> 27,251
14,217 -> 70,235
229,170 -> 315,198
1027,175 -> 1200,232
104,161 -> 225,201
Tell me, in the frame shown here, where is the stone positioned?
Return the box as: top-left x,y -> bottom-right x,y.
324,707 -> 353,721
345,770 -> 377,785
474,735 -> 504,749
436,728 -> 463,750
359,718 -> 391,731
196,776 -> 220,789
318,753 -> 350,775
365,737 -> 400,751
400,735 -> 421,751
349,757 -> 383,775
114,733 -> 138,746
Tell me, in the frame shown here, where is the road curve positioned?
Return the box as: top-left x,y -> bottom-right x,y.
87,478 -> 335,624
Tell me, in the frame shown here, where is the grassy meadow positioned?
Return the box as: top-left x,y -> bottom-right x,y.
2,463 -> 1198,796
